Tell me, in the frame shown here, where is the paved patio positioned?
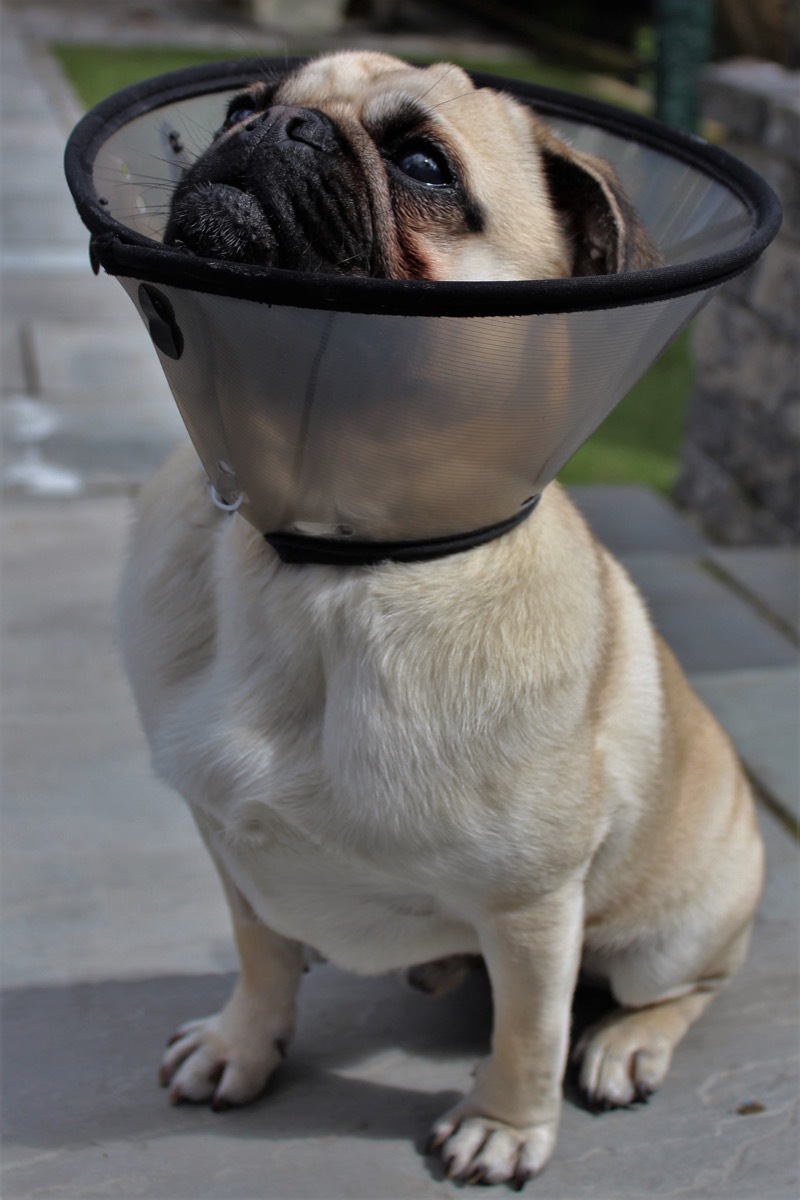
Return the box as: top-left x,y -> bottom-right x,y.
2,3 -> 798,1197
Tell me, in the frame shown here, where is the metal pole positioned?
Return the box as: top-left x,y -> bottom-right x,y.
656,0 -> 715,131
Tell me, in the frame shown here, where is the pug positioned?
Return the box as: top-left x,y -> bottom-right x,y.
121,52 -> 764,1187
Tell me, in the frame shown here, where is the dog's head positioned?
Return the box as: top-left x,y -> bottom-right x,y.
165,51 -> 661,282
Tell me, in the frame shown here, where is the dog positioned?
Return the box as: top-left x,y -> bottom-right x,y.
120,52 -> 764,1187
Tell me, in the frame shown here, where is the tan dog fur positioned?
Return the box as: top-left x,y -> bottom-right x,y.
120,52 -> 764,1188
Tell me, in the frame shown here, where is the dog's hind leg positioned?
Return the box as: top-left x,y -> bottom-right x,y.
159,814 -> 305,1110
572,987 -> 716,1109
573,916 -> 756,1110
405,954 -> 483,997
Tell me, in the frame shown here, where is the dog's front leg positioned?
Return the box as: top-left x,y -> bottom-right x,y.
159,813 -> 305,1110
430,878 -> 584,1187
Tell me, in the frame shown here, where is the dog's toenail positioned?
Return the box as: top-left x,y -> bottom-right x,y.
427,1129 -> 449,1154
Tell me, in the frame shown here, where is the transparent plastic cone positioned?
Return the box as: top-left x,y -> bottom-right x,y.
65,62 -> 780,544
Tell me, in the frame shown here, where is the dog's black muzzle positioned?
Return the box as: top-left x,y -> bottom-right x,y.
164,105 -> 377,275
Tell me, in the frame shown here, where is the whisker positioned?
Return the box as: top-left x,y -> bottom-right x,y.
416,62 -> 459,104
93,173 -> 179,189
427,88 -> 483,114
170,109 -> 218,155
142,150 -> 199,170
102,201 -> 172,217
174,107 -> 217,136
100,148 -> 198,175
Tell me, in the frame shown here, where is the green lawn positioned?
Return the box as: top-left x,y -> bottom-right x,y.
559,334 -> 691,493
55,43 -> 690,492
54,43 -> 633,109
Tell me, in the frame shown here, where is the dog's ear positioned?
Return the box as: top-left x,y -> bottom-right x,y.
535,123 -> 663,276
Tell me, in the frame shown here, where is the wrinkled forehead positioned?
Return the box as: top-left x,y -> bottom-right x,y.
275,52 -> 478,121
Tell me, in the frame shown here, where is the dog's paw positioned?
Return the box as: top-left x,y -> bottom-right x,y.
405,954 -> 481,997
159,1009 -> 289,1110
572,1008 -> 674,1109
428,1108 -> 556,1188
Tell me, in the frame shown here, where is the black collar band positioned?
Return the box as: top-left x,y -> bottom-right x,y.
265,497 -> 540,566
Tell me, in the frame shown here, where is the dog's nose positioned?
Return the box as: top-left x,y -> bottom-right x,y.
243,105 -> 338,153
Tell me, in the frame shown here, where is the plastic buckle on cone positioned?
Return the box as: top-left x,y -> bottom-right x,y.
210,484 -> 243,513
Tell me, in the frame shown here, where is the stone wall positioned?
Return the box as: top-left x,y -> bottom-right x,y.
674,60 -> 800,543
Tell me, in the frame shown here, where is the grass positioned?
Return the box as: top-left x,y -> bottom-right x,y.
559,333 -> 691,493
54,43 -> 690,493
55,45 -> 242,111
54,43 -> 629,109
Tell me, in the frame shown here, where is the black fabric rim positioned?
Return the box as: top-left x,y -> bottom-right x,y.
64,57 -> 783,319
265,497 -> 540,565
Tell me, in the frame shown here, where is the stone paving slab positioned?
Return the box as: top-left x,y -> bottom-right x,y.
0,74 -> 54,124
1,114 -> 68,157
691,668 -> 800,828
2,193 -> 95,245
709,547 -> 800,640
569,484 -> 708,554
1,318 -> 27,392
1,317 -> 184,492
1,390 -> 183,496
3,802 -> 797,1200
2,16 -> 85,131
27,322 -> 171,398
1,497 -> 234,988
1,269 -> 139,322
1,144 -> 77,199
619,553 -> 799,674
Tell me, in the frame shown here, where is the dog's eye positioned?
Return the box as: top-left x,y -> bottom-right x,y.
393,141 -> 452,187
222,103 -> 257,131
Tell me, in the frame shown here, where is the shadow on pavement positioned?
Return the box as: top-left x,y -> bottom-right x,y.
3,963 -> 617,1156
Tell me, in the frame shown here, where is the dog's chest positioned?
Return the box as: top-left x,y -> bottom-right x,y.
166,602 -> 497,875
152,556 -> 563,965
162,628 -> 491,969
172,559 -> 455,832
